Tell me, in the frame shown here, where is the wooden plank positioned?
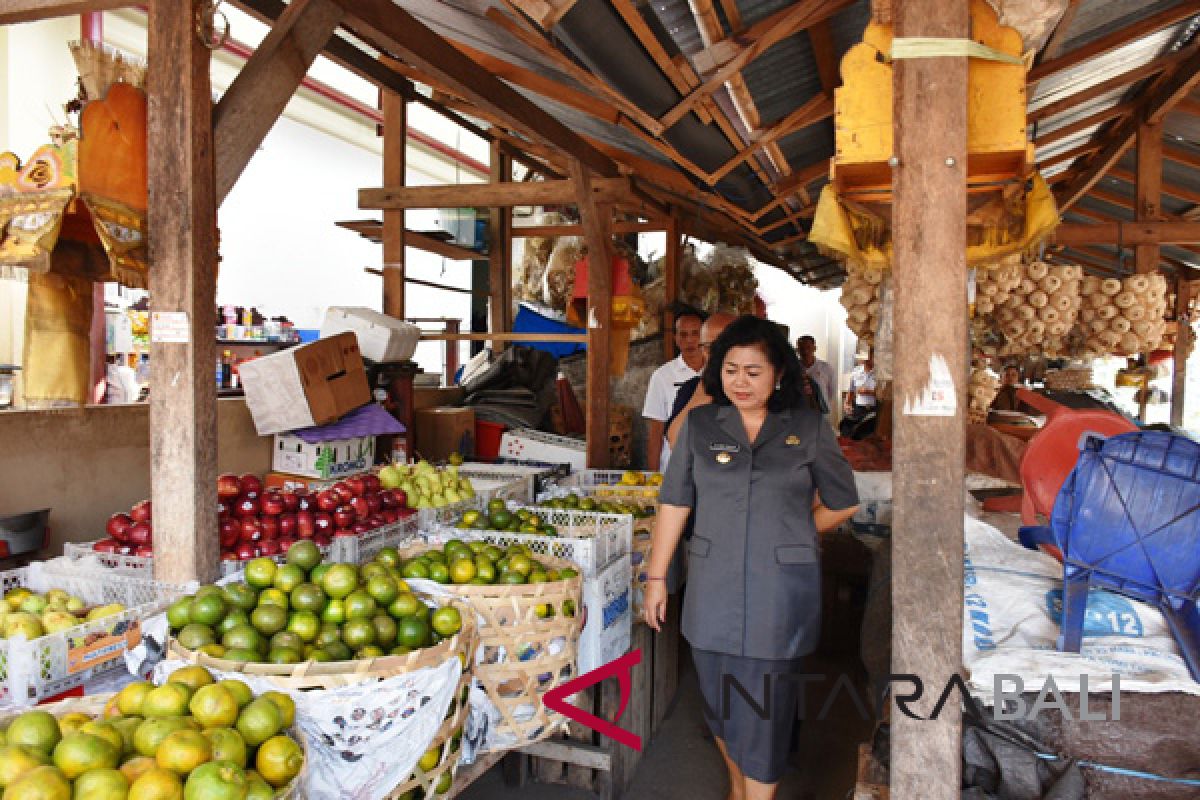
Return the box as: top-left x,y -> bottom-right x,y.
651,592 -> 682,735
1053,221 -> 1200,245
609,0 -> 712,124
444,749 -> 505,799
508,0 -> 578,29
1036,141 -> 1099,171
0,0 -> 127,24
512,221 -> 663,238
214,0 -> 343,204
1028,2 -> 1200,84
520,740 -> 612,770
659,0 -> 855,130
489,139 -> 512,338
419,332 -> 587,342
1033,101 -> 1134,147
382,90 -> 406,318
1171,279 -> 1192,427
707,93 -> 835,184
571,158 -> 613,470
1058,44 -> 1200,211
1028,51 -> 1183,124
1166,141 -> 1200,172
146,0 -> 219,585
334,0 -> 617,178
809,19 -> 840,94
889,0 -> 967,797
1136,119 -> 1163,273
360,178 -> 628,210
1037,0 -> 1081,63
664,216 -> 679,361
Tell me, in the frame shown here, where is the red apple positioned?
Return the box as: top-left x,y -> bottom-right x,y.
278,512 -> 297,537
239,518 -> 262,542
282,492 -> 300,512
219,518 -> 241,548
314,533 -> 333,547
128,521 -> 153,547
235,542 -> 257,560
93,538 -> 120,553
349,496 -> 370,521
313,512 -> 334,535
391,489 -> 408,509
363,474 -> 381,494
261,492 -> 285,516
315,490 -> 340,513
278,536 -> 298,553
260,516 -> 280,539
238,474 -> 263,498
235,496 -> 260,518
352,521 -> 370,535
379,490 -> 398,510
295,493 -> 314,512
295,511 -> 314,539
333,505 -> 354,528
258,539 -> 281,557
345,476 -> 366,498
107,513 -> 134,542
130,500 -> 152,523
134,545 -> 155,557
217,473 -> 241,500
332,482 -> 354,503
380,509 -> 398,524
365,493 -> 383,514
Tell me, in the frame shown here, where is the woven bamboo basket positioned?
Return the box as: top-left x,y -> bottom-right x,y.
630,515 -> 656,621
167,595 -> 478,693
398,546 -> 584,747
0,691 -> 307,798
383,677 -> 471,799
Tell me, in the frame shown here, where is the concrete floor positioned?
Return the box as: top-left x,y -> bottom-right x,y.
460,600 -> 875,800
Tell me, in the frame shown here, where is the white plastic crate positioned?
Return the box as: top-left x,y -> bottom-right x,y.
417,496 -> 486,530
0,558 -> 190,707
434,507 -> 631,576
579,552 -> 632,672
459,468 -> 534,505
499,429 -> 586,472
64,541 -> 332,578
553,469 -> 663,501
329,514 -> 420,564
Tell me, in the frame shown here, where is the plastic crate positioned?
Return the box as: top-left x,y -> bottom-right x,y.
0,558 -> 190,707
434,507 -> 631,576
553,469 -> 663,502
64,541 -> 332,577
329,514 -> 420,564
459,468 -> 534,505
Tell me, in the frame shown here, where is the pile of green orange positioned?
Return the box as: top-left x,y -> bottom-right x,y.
537,492 -> 655,518
167,541 -> 463,664
452,499 -> 559,536
398,539 -> 578,589
0,665 -> 302,799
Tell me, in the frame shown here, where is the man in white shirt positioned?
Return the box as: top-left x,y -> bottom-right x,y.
796,335 -> 836,415
642,308 -> 705,470
840,351 -> 877,437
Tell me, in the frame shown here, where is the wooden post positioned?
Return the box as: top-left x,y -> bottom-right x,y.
489,139 -> 512,340
382,90 -> 406,318
663,215 -> 679,359
1135,119 -> 1163,274
444,318 -> 460,385
1171,279 -> 1192,427
890,0 -> 968,797
569,158 -> 613,469
147,0 -> 219,584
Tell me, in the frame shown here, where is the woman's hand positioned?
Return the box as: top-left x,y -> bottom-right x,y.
643,581 -> 668,631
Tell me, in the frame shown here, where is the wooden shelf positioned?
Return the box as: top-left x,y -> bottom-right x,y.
337,219 -> 487,261
216,339 -> 296,347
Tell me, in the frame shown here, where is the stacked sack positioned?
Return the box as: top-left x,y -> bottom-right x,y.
987,260 -> 1082,356
968,367 -> 1000,424
709,244 -> 759,314
839,262 -> 883,347
1080,273 -> 1168,356
972,255 -> 1024,356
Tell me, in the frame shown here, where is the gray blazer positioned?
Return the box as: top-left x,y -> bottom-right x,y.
659,403 -> 858,660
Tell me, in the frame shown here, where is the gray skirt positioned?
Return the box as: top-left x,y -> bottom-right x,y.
690,647 -> 804,784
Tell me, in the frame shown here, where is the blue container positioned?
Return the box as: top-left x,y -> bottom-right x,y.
1020,431 -> 1200,680
512,304 -> 585,358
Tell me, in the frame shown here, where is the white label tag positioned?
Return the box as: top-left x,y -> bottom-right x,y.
903,353 -> 958,417
150,311 -> 190,343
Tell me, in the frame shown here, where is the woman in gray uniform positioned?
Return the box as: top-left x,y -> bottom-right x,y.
643,315 -> 859,800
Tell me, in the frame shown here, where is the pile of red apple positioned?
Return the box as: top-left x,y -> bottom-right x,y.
94,473 -> 411,563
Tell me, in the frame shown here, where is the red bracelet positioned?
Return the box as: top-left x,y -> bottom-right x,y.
644,576 -> 666,581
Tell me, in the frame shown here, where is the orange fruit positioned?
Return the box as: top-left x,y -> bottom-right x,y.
119,755 -> 157,784
117,681 -> 154,717
51,732 -> 119,779
254,735 -> 303,788
3,765 -> 70,800
155,730 -> 211,775
141,684 -> 192,719
73,767 -> 129,799
188,685 -> 239,729
202,729 -> 246,769
0,744 -> 49,788
260,692 -> 295,728
431,607 -> 462,637
129,766 -> 184,800
6,711 -> 61,756
183,760 -> 246,800
235,700 -> 281,748
167,666 -> 214,692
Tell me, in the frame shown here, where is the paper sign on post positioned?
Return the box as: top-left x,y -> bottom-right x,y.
150,312 -> 190,343
903,353 -> 957,417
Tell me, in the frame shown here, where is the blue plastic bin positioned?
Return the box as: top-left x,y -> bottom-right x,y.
512,304 -> 585,358
1020,431 -> 1200,680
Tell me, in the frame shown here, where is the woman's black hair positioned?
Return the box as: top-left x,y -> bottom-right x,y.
701,315 -> 806,411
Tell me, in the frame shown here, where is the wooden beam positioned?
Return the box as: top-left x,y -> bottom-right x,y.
382,90 -> 406,318
511,220 -> 662,237
1028,2 -> 1200,83
489,140 -> 512,339
707,94 -> 834,184
658,0 -> 854,130
213,0 -> 343,205
1058,43 -> 1200,210
1036,0 -> 1081,64
1136,119 -> 1164,273
0,0 -> 127,24
609,0 -> 714,125
1171,278 -> 1192,426
1036,141 -> 1100,171
1165,141 -> 1200,172
1028,51 -> 1183,124
508,0 -> 579,29
1053,221 -> 1200,245
753,160 -> 828,221
808,19 -> 840,95
1033,101 -> 1134,147
334,0 -> 617,178
146,0 -> 219,585
360,177 -> 630,210
569,159 -> 613,469
419,331 -> 587,342
1110,166 -> 1200,206
890,0 -> 966,797
1174,94 -> 1200,117
664,215 -> 679,360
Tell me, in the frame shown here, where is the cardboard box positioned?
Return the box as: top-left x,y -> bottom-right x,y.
238,332 -> 371,435
414,406 -> 475,462
272,434 -> 376,480
578,552 -> 633,673
320,307 -> 421,363
263,471 -> 342,493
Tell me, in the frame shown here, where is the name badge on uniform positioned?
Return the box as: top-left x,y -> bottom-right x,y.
709,442 -> 739,464
785,434 -> 802,446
